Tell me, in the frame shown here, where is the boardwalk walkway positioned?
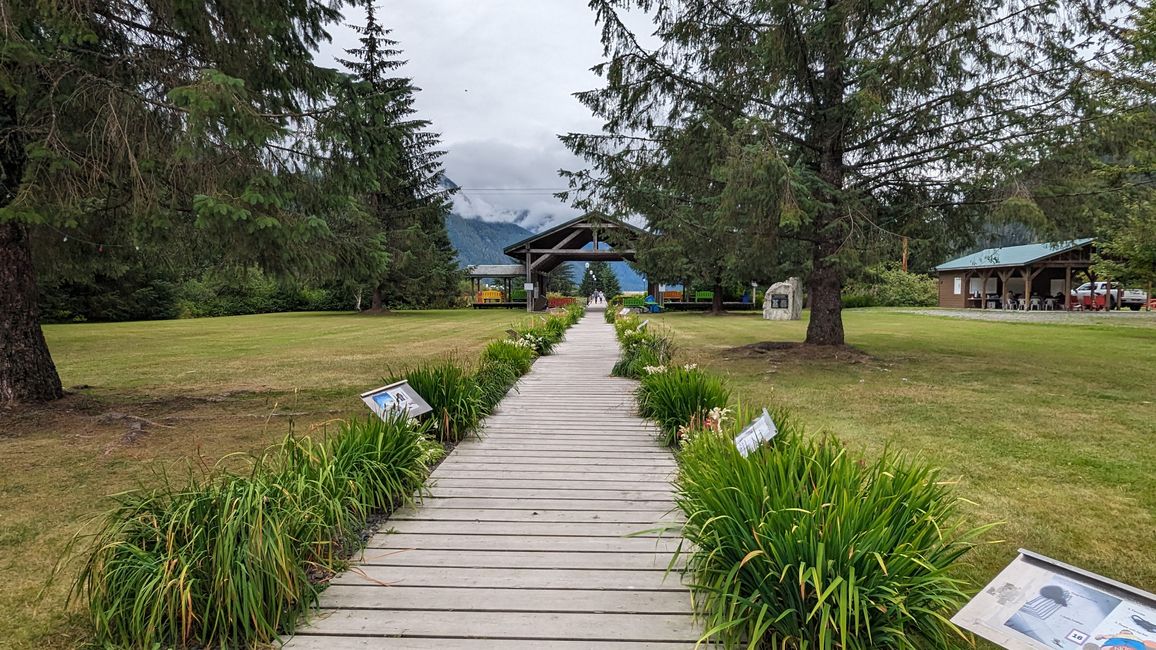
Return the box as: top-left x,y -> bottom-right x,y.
285,309 -> 700,648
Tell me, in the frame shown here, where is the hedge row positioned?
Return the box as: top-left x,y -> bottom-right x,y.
65,303 -> 586,648
607,311 -> 991,649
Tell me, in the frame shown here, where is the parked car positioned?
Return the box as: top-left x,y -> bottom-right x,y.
1070,282 -> 1149,310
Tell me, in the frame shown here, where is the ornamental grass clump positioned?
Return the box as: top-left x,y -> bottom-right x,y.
612,330 -> 675,379
675,415 -> 993,650
475,359 -> 521,414
636,365 -> 730,446
70,415 -> 432,649
481,339 -> 537,376
403,361 -> 484,443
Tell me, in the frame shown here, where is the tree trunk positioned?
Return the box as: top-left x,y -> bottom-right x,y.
710,283 -> 723,315
803,0 -> 848,346
370,285 -> 383,311
1,221 -> 64,404
805,237 -> 845,345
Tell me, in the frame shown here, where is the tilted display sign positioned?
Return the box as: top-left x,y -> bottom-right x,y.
360,380 -> 433,421
734,408 -> 777,457
952,549 -> 1156,650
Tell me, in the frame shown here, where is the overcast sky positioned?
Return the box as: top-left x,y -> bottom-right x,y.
317,1 -> 621,226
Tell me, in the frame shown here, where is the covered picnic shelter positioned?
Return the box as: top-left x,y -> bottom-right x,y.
494,211 -> 651,309
935,238 -> 1094,310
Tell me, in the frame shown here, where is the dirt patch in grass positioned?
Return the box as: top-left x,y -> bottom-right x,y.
727,341 -> 873,364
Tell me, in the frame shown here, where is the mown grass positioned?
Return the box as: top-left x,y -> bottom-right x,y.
0,309 -> 530,650
652,308 -> 1156,604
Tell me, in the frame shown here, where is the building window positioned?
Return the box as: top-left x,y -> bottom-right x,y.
953,276 -> 962,295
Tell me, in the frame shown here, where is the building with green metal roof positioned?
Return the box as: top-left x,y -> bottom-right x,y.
934,239 -> 1095,309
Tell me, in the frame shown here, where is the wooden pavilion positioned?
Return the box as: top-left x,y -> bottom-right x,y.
476,212 -> 653,312
935,238 -> 1094,309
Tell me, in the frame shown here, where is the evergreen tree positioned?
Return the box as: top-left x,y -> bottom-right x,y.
578,261 -> 621,297
545,264 -> 578,295
337,2 -> 460,310
564,0 -> 1129,344
0,0 -> 394,403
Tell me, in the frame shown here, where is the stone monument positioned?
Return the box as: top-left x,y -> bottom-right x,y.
763,277 -> 802,321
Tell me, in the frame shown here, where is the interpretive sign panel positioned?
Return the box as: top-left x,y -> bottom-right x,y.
523,282 -> 534,291
733,408 -> 777,457
619,308 -> 632,316
952,549 -> 1156,650
361,380 -> 432,421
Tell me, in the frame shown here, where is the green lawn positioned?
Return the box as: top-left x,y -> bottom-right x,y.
0,310 -> 529,650
652,309 -> 1156,603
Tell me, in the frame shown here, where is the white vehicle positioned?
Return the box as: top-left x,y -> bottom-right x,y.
1070,282 -> 1148,310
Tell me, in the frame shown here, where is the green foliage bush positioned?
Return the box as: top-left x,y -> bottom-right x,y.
675,414 -> 989,649
71,416 -> 435,648
843,264 -> 937,307
480,339 -> 537,376
403,362 -> 484,443
636,366 -> 731,446
611,317 -> 676,379
475,360 -> 521,414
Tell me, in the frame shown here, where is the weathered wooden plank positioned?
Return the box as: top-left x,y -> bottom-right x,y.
428,478 -> 675,491
432,469 -> 675,481
389,508 -> 678,523
426,487 -> 672,500
412,497 -> 680,511
380,520 -> 675,537
365,533 -> 682,553
353,549 -> 682,570
311,585 -> 692,613
292,610 -> 698,642
438,457 -> 677,468
285,638 -> 696,650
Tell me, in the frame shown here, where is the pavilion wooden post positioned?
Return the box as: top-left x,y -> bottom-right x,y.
978,271 -> 992,309
1064,266 -> 1072,310
998,269 -> 1013,308
962,271 -> 971,308
525,252 -> 533,313
1023,265 -> 1044,310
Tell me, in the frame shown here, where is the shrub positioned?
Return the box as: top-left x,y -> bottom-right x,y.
675,416 -> 991,649
841,292 -> 878,309
480,339 -> 536,376
475,360 -> 521,414
71,416 -> 432,648
844,264 -> 937,307
612,331 -> 676,379
403,361 -> 484,443
636,366 -> 731,446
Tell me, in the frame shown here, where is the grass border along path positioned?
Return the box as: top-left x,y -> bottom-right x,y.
58,305 -> 586,649
609,310 -> 992,650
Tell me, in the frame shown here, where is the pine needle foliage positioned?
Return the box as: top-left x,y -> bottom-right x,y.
675,414 -> 995,649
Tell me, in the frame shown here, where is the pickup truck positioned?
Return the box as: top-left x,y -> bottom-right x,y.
1070,282 -> 1149,310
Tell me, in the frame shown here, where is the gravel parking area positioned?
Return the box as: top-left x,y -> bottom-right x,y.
899,308 -> 1156,327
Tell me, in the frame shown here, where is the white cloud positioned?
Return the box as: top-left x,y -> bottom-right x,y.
318,1 -> 611,229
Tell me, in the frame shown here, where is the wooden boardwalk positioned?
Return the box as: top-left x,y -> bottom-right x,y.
284,309 -> 700,649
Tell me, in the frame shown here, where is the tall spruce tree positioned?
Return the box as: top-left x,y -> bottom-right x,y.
338,2 -> 460,310
564,0 -> 1128,344
578,260 -> 621,297
0,1 -> 408,403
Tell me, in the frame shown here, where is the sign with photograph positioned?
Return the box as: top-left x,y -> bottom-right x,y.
733,408 -> 777,457
618,307 -> 632,316
952,549 -> 1156,650
360,380 -> 432,421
